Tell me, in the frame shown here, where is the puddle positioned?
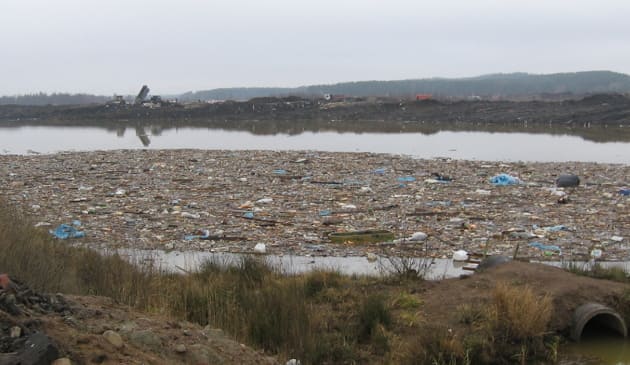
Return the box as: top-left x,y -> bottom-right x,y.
561,334 -> 630,365
115,249 -> 472,279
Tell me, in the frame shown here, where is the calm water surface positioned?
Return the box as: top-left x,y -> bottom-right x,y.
1,125 -> 629,163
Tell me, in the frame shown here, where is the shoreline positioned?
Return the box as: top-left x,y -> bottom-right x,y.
1,149 -> 628,261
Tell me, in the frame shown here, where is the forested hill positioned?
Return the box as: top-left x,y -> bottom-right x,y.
180,71 -> 630,101
0,92 -> 109,106
3,71 -> 630,105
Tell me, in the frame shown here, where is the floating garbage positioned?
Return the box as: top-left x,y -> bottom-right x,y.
452,250 -> 469,262
490,173 -> 520,186
243,212 -> 255,219
328,230 -> 395,244
556,174 -> 580,188
431,173 -> 453,182
529,241 -> 562,254
184,229 -> 210,241
408,232 -> 428,242
3,149 -> 629,261
397,176 -> 416,182
254,243 -> 266,254
50,223 -> 85,239
542,225 -> 569,232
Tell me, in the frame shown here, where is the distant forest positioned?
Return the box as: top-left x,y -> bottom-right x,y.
2,71 -> 630,105
0,92 -> 109,106
181,71 -> 630,101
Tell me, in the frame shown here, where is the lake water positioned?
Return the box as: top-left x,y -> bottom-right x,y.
116,249 -> 472,279
1,125 -> 630,163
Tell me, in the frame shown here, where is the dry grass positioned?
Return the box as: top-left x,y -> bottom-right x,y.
489,282 -> 552,341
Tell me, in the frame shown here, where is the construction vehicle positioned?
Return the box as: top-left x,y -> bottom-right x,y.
135,85 -> 150,105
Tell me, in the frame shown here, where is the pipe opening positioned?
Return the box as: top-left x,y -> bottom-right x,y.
581,313 -> 627,340
571,303 -> 627,342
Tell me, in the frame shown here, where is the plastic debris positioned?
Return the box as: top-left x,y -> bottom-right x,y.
452,250 -> 469,262
556,174 -> 580,188
409,232 -> 428,241
273,169 -> 287,175
254,243 -> 266,253
542,225 -> 569,232
431,173 -> 453,182
490,173 -> 520,186
51,223 -> 85,239
372,168 -> 386,175
243,212 -> 255,219
591,249 -> 603,258
619,188 -> 630,196
529,242 -> 562,254
184,229 -> 210,241
611,236 -> 624,242
397,176 -> 416,182
2,149 -> 628,261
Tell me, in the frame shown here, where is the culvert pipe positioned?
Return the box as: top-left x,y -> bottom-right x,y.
571,303 -> 627,341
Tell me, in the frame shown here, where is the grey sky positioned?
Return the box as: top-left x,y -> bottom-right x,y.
2,0 -> 629,96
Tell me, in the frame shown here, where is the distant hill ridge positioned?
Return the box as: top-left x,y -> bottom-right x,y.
2,71 -> 630,105
181,71 -> 630,101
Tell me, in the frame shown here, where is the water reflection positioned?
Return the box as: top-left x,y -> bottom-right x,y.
134,126 -> 151,147
117,249 -> 469,279
1,122 -> 630,163
562,335 -> 630,365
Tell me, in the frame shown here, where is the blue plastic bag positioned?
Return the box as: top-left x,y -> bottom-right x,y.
529,241 -> 561,254
490,173 -> 520,186
51,224 -> 85,239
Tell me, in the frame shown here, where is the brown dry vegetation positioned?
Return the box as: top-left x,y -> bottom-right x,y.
2,198 -> 630,364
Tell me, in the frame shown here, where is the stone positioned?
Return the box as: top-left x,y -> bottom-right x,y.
129,329 -> 162,351
188,344 -> 224,365
17,333 -> 60,365
174,344 -> 187,353
102,330 -> 124,349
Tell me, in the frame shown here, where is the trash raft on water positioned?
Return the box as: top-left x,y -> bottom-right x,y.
0,150 -> 626,261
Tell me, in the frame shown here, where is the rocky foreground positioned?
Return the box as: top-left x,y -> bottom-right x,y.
0,150 -> 628,261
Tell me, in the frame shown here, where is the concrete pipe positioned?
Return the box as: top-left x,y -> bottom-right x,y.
571,303 -> 627,341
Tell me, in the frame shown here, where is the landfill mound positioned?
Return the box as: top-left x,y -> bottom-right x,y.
1,94 -> 630,127
0,150 -> 628,262
0,273 -> 278,364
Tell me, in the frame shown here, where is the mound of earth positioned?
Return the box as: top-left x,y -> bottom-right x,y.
419,260 -> 627,336
0,274 -> 279,365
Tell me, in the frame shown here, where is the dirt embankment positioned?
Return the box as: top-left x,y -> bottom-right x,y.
0,275 -> 279,365
1,94 -> 630,127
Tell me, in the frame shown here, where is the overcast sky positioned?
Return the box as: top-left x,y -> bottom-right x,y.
2,0 -> 629,96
